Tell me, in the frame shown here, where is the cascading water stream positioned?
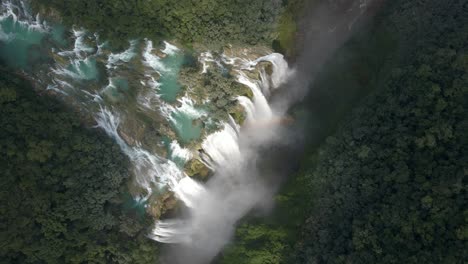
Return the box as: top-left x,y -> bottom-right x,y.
1,2 -> 295,230
151,53 -> 295,263
1,0 -> 383,263
0,0 -> 205,204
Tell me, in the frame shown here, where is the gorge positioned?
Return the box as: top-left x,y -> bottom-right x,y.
1,0 -> 466,263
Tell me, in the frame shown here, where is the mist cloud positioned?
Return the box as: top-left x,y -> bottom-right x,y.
160,1 -> 384,263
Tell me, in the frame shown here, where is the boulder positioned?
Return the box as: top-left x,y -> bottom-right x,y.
184,158 -> 211,180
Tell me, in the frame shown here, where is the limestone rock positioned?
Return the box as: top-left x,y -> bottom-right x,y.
185,158 -> 211,180
147,192 -> 179,219
152,49 -> 167,59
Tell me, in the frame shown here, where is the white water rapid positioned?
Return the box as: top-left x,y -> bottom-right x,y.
151,52 -> 295,264
1,4 -> 294,250
2,0 -> 379,262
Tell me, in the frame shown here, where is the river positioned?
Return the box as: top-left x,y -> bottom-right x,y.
0,0 -> 381,263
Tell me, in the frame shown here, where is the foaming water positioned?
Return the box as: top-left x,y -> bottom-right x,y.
2,0 -> 385,263
0,0 -> 203,203
57,29 -> 94,57
237,73 -> 273,124
169,140 -> 192,167
95,108 -> 189,199
143,39 -> 167,73
0,0 -> 50,68
162,41 -> 179,55
255,53 -> 291,89
2,1 -> 375,262
201,122 -> 241,169
152,53 -> 295,263
53,57 -> 98,80
107,39 -> 137,69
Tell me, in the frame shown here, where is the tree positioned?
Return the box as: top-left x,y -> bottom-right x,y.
0,68 -> 159,263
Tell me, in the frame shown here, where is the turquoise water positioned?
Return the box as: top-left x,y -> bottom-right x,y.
0,17 -> 45,69
122,193 -> 147,217
67,57 -> 99,80
113,78 -> 129,90
0,14 -> 67,70
169,153 -> 187,168
50,24 -> 67,46
161,135 -> 188,167
158,53 -> 185,102
1,6 -> 202,163
102,77 -> 129,102
158,52 -> 203,144
170,111 -> 202,144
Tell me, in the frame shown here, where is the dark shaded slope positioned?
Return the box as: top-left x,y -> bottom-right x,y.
296,1 -> 468,263
0,69 -> 159,263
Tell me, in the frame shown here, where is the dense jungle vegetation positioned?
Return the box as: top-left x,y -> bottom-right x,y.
1,0 -> 466,263
33,0 -> 295,48
0,70 -> 159,263
220,0 -> 468,263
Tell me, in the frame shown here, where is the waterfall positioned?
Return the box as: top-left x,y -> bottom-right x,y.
0,3 -> 202,204
254,53 -> 291,89
95,107 -> 205,201
201,122 -> 241,170
2,0 -> 385,262
1,1 -> 296,261
237,73 -> 273,123
169,140 -> 192,164
199,52 -> 215,73
150,52 -> 294,263
53,57 -> 98,80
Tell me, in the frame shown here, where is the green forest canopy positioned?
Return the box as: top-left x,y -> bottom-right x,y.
1,0 -> 466,263
221,0 -> 467,263
33,0 -> 285,47
0,70 -> 159,263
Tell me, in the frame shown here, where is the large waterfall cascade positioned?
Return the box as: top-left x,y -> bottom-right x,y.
1,0 -> 384,263
0,0 -> 294,242
150,52 -> 294,248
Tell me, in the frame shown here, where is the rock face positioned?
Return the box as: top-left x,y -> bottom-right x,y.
222,45 -> 272,61
117,118 -> 146,146
229,103 -> 247,125
152,49 -> 167,59
7,5 -> 292,260
24,7 -> 278,219
148,192 -> 179,219
35,5 -> 63,23
185,158 -> 211,180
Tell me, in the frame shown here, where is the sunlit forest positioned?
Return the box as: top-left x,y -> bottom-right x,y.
0,0 -> 466,263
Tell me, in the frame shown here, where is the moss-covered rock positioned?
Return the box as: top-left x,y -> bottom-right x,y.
222,45 -> 272,61
51,52 -> 69,66
152,49 -> 167,59
147,192 -> 180,219
117,118 -> 146,146
184,158 -> 211,180
230,104 -> 247,125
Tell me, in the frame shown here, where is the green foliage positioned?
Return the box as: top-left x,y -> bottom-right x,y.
33,0 -> 283,48
272,0 -> 306,57
222,224 -> 288,264
220,166 -> 312,264
180,66 -> 251,126
295,1 -> 468,263
274,11 -> 296,57
0,69 -> 159,263
222,1 -> 467,263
